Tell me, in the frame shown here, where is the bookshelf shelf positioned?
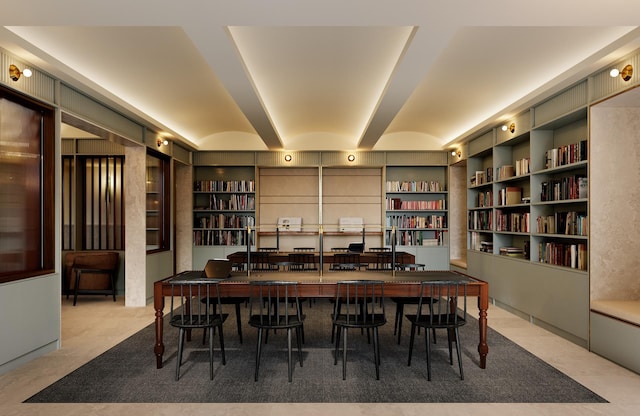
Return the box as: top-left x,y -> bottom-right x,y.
385,165 -> 449,270
192,166 -> 256,260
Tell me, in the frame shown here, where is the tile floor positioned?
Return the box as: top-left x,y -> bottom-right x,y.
1,296 -> 640,416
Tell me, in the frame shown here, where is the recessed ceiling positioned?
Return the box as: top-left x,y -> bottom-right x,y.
1,2 -> 639,152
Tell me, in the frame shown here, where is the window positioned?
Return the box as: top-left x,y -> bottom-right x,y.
0,87 -> 55,283
62,155 -> 125,250
146,151 -> 170,252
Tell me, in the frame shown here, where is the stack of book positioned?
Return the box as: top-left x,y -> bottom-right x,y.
499,246 -> 524,258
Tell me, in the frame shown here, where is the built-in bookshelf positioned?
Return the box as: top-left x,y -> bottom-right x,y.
385,165 -> 449,270
466,109 -> 588,272
463,101 -> 590,350
192,166 -> 256,251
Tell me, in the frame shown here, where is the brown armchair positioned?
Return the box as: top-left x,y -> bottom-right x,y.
63,251 -> 120,306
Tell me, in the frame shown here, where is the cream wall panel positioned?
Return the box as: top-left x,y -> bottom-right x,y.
590,105 -> 640,301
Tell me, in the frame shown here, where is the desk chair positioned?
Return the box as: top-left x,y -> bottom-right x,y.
169,277 -> 227,381
332,280 -> 387,380
406,280 -> 467,380
201,259 -> 247,344
330,252 -> 363,271
248,281 -> 305,382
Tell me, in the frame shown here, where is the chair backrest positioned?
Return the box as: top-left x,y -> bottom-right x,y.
417,280 -> 467,326
169,277 -> 225,328
251,251 -> 274,271
288,252 -> 316,271
332,252 -> 360,269
333,280 -> 385,325
249,281 -> 302,327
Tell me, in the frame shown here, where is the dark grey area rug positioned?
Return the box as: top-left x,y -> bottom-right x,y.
26,299 -> 607,403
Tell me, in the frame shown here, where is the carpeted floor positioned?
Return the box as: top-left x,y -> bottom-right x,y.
26,299 -> 607,403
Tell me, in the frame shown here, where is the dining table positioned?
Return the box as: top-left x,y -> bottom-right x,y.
153,269 -> 489,370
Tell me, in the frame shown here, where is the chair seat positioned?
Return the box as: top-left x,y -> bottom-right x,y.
248,314 -> 305,329
170,313 -> 228,329
333,313 -> 386,328
405,313 -> 465,328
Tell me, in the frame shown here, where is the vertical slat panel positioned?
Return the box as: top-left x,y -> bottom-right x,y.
533,82 -> 588,128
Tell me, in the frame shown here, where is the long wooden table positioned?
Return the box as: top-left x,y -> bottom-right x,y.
226,250 -> 417,269
153,270 -> 489,369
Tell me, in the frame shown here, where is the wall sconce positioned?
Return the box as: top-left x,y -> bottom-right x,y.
501,123 -> 515,133
451,150 -> 461,158
156,138 -> 169,147
610,64 -> 633,81
347,154 -> 356,162
284,154 -> 292,162
9,64 -> 32,81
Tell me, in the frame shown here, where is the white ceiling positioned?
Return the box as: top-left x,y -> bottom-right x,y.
2,1 -> 640,152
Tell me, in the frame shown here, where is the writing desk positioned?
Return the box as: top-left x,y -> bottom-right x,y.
153,270 -> 489,369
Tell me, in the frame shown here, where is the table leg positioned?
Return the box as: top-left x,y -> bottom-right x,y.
477,284 -> 489,369
154,280 -> 165,369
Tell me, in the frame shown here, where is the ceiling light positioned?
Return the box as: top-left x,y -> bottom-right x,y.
9,64 -> 32,81
284,154 -> 292,162
501,123 -> 515,133
610,64 -> 633,81
347,154 -> 356,162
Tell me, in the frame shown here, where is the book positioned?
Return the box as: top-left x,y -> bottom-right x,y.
506,187 -> 522,205
578,177 -> 588,199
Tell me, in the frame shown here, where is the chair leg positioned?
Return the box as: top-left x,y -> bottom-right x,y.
296,326 -> 304,367
373,327 -> 380,380
217,323 -> 226,365
407,323 -> 417,366
235,302 -> 243,344
209,324 -> 215,380
334,324 -> 341,365
455,327 -> 464,380
425,327 -> 432,381
109,272 -> 116,302
254,328 -> 263,381
447,328 -> 454,365
73,270 -> 81,306
287,328 -> 293,382
176,328 -> 185,381
342,327 -> 348,380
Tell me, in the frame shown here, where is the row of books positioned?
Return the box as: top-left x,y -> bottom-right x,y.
495,211 -> 530,233
194,214 -> 255,229
538,242 -> 587,270
536,212 -> 588,236
196,194 -> 256,211
193,230 -> 254,246
540,176 -> 587,202
545,140 -> 587,169
514,158 -> 530,176
468,211 -> 492,231
386,230 -> 447,246
497,187 -> 522,206
386,180 -> 444,192
475,190 -> 493,207
386,214 -> 446,229
496,165 -> 515,181
469,167 -> 493,186
194,179 -> 255,192
386,198 -> 446,211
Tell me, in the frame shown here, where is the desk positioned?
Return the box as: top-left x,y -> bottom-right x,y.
226,250 -> 415,268
153,270 -> 489,369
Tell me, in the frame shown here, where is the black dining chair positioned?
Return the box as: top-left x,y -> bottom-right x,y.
169,276 -> 227,381
332,280 -> 387,380
201,259 -> 247,344
406,280 -> 467,380
248,281 -> 305,382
